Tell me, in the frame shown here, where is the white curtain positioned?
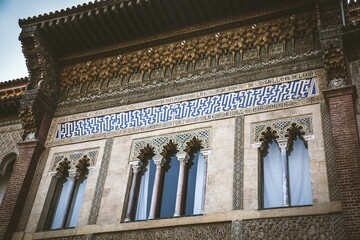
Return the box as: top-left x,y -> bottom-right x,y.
135,164 -> 150,220
288,136 -> 312,206
193,152 -> 205,215
263,139 -> 283,208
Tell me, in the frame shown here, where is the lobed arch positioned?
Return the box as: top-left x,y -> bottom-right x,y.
0,152 -> 17,176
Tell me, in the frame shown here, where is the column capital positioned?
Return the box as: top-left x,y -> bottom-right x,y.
323,85 -> 358,103
153,156 -> 166,166
177,153 -> 190,163
275,138 -> 288,150
130,161 -> 143,173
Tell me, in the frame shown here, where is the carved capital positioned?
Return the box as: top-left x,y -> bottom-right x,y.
130,161 -> 143,173
177,153 -> 190,163
153,156 -> 166,166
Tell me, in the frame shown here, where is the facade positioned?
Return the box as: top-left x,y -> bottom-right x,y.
0,0 -> 360,239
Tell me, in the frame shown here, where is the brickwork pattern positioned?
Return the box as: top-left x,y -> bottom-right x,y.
0,141 -> 44,240
320,103 -> 341,201
326,88 -> 360,239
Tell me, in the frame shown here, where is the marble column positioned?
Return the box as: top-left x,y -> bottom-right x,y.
148,156 -> 166,220
276,139 -> 289,207
174,153 -> 190,217
124,161 -> 142,222
200,150 -> 210,214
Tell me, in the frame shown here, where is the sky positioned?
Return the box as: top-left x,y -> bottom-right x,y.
0,0 -> 91,82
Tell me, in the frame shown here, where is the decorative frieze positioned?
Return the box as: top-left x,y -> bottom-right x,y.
92,222 -> 231,240
55,77 -> 318,140
239,214 -> 345,240
59,11 -> 317,96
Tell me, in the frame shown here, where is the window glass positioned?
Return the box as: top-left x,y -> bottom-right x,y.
67,174 -> 88,227
160,155 -> 179,218
50,176 -> 73,229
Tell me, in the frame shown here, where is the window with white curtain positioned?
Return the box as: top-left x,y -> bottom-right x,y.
262,135 -> 312,209
45,159 -> 89,230
125,138 -> 209,222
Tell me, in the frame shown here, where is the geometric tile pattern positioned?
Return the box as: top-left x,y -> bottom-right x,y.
233,116 -> 244,210
88,138 -> 113,225
320,103 -> 341,201
55,78 -> 318,139
231,220 -> 243,240
129,128 -> 210,161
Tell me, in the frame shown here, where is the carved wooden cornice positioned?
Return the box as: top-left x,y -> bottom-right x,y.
18,26 -> 60,140
60,11 -> 317,92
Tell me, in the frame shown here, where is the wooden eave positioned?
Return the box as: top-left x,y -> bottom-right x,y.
19,0 -> 314,64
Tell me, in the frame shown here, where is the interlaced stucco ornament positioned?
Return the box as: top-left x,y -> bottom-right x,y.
0,129 -> 22,175
49,148 -> 99,174
251,115 -> 313,145
129,128 -> 210,162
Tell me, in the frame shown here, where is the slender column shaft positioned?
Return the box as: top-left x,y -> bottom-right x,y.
124,162 -> 142,222
149,157 -> 165,220
200,150 -> 210,214
277,139 -> 289,206
58,172 -> 76,228
174,153 -> 189,217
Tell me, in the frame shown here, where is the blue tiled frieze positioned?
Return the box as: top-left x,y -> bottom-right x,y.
55,78 -> 318,139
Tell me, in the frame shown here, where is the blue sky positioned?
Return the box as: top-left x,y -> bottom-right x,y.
0,0 -> 90,82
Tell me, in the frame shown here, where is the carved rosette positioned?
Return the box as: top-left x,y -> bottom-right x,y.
19,25 -> 59,140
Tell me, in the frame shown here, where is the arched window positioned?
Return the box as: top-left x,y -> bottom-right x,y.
45,157 -> 89,230
0,153 -> 16,204
125,137 -> 210,222
261,132 -> 312,209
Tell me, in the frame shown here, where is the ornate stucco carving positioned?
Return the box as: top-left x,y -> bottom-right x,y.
251,114 -> 313,145
49,148 -> 99,174
59,11 -> 317,97
19,26 -> 59,141
129,128 -> 210,162
0,129 -> 22,176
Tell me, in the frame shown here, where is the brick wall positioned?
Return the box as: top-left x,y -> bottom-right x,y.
0,113 -> 51,240
324,86 -> 360,240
